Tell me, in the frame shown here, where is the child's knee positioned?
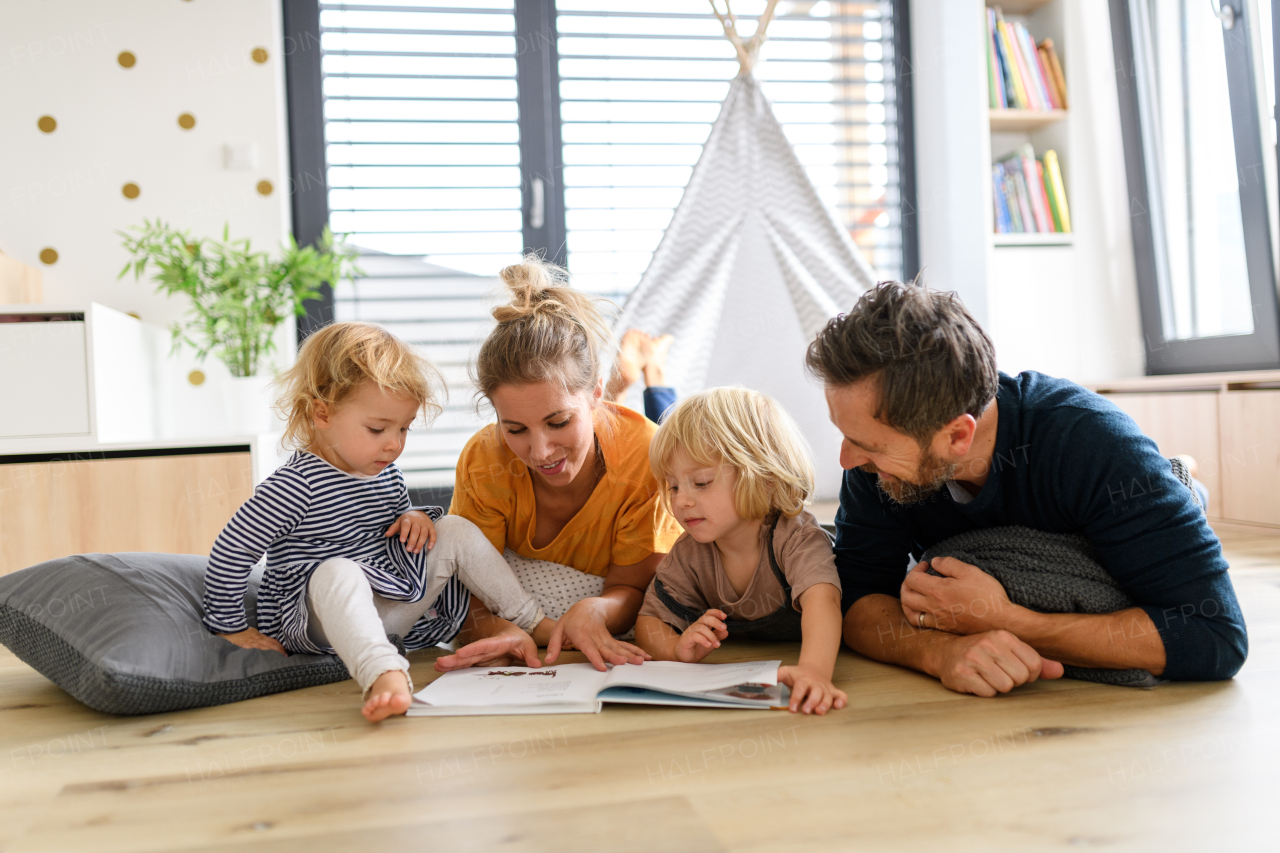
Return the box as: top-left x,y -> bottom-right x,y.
311,557 -> 366,593
433,514 -> 488,550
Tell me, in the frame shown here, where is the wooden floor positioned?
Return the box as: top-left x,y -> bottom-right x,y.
2,526 -> 1279,852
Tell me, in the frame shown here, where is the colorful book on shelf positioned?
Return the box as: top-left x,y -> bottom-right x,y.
1040,38 -> 1069,109
1016,23 -> 1053,109
1038,159 -> 1064,232
993,10 -> 1029,109
988,7 -> 998,106
991,146 -> 1071,235
993,166 -> 1013,232
987,7 -> 1067,113
1043,149 -> 1072,232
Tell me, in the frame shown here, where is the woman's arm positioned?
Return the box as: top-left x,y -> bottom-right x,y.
635,614 -> 682,660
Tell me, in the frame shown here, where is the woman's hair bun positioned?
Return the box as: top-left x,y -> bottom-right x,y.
493,254 -> 568,324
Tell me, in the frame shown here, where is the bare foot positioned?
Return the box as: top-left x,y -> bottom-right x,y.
643,333 -> 673,387
361,669 -> 412,722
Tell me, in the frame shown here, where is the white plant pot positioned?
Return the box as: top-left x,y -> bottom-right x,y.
221,375 -> 275,435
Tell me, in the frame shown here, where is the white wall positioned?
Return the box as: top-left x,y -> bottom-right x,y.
909,0 -> 993,324
0,0 -> 291,330
910,0 -> 1145,383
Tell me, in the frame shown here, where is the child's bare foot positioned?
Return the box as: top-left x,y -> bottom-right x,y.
362,669 -> 412,722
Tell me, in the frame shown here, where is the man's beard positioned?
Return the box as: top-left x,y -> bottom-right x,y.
862,447 -> 958,506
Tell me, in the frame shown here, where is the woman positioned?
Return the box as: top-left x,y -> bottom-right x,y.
438,256 -> 682,671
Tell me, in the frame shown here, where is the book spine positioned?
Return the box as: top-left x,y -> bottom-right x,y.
1000,166 -> 1022,232
1011,167 -> 1035,234
1038,159 -> 1063,232
1029,31 -> 1059,108
991,11 -> 1017,108
1036,44 -> 1061,109
993,166 -> 1012,232
1016,23 -> 1051,110
1044,150 -> 1072,232
994,12 -> 1028,109
1041,38 -> 1069,109
1019,147 -> 1051,232
986,9 -> 1002,108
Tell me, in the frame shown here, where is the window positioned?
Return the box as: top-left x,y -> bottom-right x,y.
299,0 -> 913,487
1112,0 -> 1280,373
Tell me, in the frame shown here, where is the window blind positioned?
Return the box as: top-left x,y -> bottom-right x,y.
319,0 -> 906,488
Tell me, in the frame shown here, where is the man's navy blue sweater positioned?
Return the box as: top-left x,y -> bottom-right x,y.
834,371 -> 1247,681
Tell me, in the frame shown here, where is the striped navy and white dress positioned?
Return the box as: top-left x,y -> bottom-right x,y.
201,450 -> 470,654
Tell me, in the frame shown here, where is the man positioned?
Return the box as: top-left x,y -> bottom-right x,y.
806,281 -> 1246,697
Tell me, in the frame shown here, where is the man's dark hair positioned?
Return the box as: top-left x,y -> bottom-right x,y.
804,280 -> 999,442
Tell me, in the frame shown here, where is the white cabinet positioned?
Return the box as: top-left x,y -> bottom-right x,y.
0,315 -> 90,438
0,303 -> 162,448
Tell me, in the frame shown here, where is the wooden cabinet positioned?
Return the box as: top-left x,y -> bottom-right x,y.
0,449 -> 253,575
1218,391 -> 1280,526
1092,370 -> 1280,531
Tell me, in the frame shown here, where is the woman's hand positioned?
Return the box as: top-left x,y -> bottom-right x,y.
545,597 -> 652,671
218,628 -> 287,655
386,510 -> 437,554
776,664 -> 847,715
674,610 -> 729,663
435,620 -> 541,672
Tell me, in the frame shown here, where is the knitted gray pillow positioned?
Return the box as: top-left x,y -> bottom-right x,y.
923,527 -> 1160,688
0,552 -> 349,715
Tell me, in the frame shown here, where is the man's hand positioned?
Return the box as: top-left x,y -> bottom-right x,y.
673,609 -> 728,663
218,628 -> 287,655
386,510 -> 437,554
545,597 -> 652,671
929,630 -> 1064,697
901,556 -> 1019,635
435,620 -> 541,671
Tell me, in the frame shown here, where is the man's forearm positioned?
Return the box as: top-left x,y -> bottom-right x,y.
1003,606 -> 1166,675
843,593 -> 957,678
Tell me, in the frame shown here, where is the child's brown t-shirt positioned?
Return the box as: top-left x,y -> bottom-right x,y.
637,509 -> 841,632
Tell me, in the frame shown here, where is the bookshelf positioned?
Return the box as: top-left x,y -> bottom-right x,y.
984,1 -> 1071,244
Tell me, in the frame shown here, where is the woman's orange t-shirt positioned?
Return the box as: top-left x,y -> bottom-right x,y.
448,402 -> 682,577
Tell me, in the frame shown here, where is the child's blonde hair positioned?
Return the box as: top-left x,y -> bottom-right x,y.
649,387 -> 814,520
275,322 -> 446,450
473,254 -> 616,403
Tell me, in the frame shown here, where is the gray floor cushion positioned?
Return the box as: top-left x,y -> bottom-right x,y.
0,552 -> 350,715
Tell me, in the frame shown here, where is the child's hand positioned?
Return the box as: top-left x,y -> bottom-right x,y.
674,609 -> 729,663
777,664 -> 847,715
218,628 -> 287,655
386,510 -> 437,554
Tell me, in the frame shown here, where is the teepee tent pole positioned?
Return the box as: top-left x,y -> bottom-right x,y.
708,0 -> 780,76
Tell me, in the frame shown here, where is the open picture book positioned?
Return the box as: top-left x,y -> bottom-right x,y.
407,660 -> 788,716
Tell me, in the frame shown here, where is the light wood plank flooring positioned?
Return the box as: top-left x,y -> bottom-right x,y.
1,526 -> 1278,852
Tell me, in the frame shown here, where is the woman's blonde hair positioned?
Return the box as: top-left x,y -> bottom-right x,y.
275,322 -> 446,450
473,254 -> 616,405
649,387 -> 815,520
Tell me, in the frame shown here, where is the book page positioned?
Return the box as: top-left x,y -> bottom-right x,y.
413,664 -> 609,709
602,660 -> 780,693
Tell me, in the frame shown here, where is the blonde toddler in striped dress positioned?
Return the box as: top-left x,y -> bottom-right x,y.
203,323 -> 544,722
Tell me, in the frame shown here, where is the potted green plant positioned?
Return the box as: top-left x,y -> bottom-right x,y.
118,219 -> 360,434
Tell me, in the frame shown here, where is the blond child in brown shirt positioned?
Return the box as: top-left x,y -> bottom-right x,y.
635,387 -> 847,715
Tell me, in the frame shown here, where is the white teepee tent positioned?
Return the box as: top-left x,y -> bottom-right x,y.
614,1 -> 879,498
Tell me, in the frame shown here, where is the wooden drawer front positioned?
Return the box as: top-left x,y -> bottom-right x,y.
0,453 -> 253,575
1105,392 -> 1222,518
1219,391 -> 1280,526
